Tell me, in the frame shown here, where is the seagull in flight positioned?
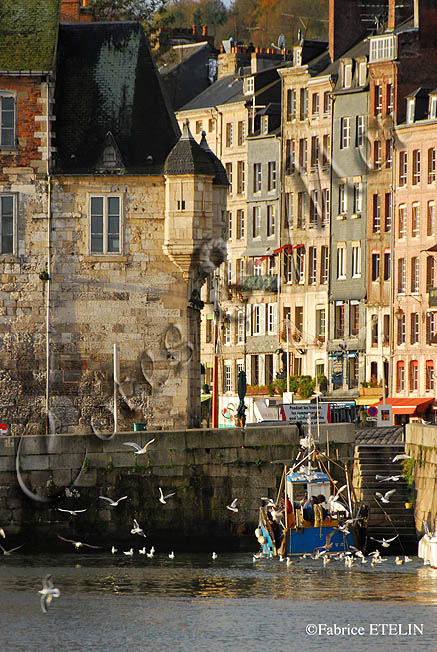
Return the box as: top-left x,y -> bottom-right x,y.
392,453 -> 412,463
0,544 -> 23,555
139,547 -> 146,554
375,489 -> 396,503
57,535 -> 100,550
369,535 -> 399,548
123,439 -> 155,454
38,575 -> 60,613
0,528 -> 5,538
131,519 -> 146,537
57,508 -> 87,516
159,488 -> 175,504
168,551 -> 175,559
111,546 -> 117,554
99,495 -> 128,507
147,549 -> 155,558
226,498 -> 238,512
376,475 -> 401,482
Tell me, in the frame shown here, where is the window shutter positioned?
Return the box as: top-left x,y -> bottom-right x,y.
259,304 -> 266,335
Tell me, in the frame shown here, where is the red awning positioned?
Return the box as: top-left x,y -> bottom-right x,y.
254,244 -> 294,265
374,397 -> 435,415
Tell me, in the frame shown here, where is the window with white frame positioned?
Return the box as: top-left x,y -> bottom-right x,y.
428,148 -> 436,183
300,88 -> 308,120
267,205 -> 275,236
311,136 -> 319,168
374,85 -> 382,115
310,190 -> 318,226
398,205 -> 406,238
261,115 -> 269,135
369,35 -> 395,62
337,243 -> 346,279
287,89 -> 296,121
398,257 -> 406,293
285,192 -> 293,228
426,360 -> 434,391
0,94 -> 15,147
339,183 -> 346,214
237,161 -> 245,194
322,134 -> 330,167
223,363 -> 232,391
356,115 -> 365,147
253,304 -> 264,335
387,83 -> 394,113
399,151 -> 407,186
268,161 -> 277,190
411,256 -> 419,293
312,93 -> 319,116
321,188 -> 330,225
396,361 -> 405,391
316,307 -> 325,338
225,122 -> 233,148
253,163 -> 262,192
0,194 -> 15,254
237,310 -> 245,343
385,139 -> 392,168
90,196 -> 121,253
412,150 -> 421,185
344,63 -> 352,88
430,96 -> 437,119
227,259 -> 232,284
296,246 -> 305,284
372,252 -> 380,281
297,192 -> 306,228
299,138 -> 307,172
385,193 -> 392,231
252,206 -> 261,237
374,140 -> 381,169
323,91 -> 331,114
411,313 -> 419,344
427,256 -> 435,289
353,182 -> 362,214
267,303 -> 277,333
412,203 -> 420,237
407,99 -> 415,123
237,209 -> 245,239
321,246 -> 328,284
284,250 -> 293,284
340,117 -> 351,149
427,201 -> 435,236
373,194 -> 381,233
308,246 -> 317,284
225,162 -> 233,194
358,61 -> 367,86
238,120 -> 246,145
244,77 -> 254,95
397,314 -> 406,345
351,242 -> 361,278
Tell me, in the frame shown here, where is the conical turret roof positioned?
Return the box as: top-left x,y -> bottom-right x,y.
164,121 -> 216,176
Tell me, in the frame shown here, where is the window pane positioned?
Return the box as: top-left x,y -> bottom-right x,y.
1,195 -> 13,216
91,197 -> 103,215
91,236 -> 103,252
107,197 -> 120,216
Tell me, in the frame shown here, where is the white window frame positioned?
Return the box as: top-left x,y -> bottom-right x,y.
369,35 -> 395,63
267,204 -> 275,237
267,303 -> 277,334
223,362 -> 232,392
340,117 -> 351,149
0,193 -> 17,255
252,206 -> 261,237
268,161 -> 277,191
309,246 -> 317,284
244,77 -> 254,95
353,182 -> 362,214
337,243 -> 346,280
339,183 -> 347,215
253,163 -> 262,192
237,311 -> 245,343
0,93 -> 16,148
356,115 -> 365,147
351,242 -> 361,278
89,194 -> 122,254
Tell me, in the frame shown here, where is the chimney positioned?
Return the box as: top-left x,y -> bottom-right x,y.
60,0 -> 93,22
414,0 -> 437,40
388,0 -> 413,30
192,24 -> 197,35
329,0 -> 363,61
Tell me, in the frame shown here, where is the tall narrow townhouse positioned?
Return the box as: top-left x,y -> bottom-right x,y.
176,48 -> 288,397
244,102 -> 282,388
329,42 -> 370,396
392,90 -> 437,417
279,39 -> 332,382
366,0 -> 437,397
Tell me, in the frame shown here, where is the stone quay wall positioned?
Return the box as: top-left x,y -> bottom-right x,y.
405,424 -> 437,533
0,424 -> 354,551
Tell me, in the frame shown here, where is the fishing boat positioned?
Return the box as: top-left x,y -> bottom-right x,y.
255,427 -> 367,557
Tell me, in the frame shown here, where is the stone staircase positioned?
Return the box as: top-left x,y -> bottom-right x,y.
354,444 -> 418,554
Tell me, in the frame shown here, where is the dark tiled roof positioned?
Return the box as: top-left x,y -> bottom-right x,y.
165,121 -> 216,176
54,22 -> 180,174
355,427 -> 404,446
0,0 -> 60,71
161,43 -> 217,111
180,74 -> 243,111
198,131 -> 228,185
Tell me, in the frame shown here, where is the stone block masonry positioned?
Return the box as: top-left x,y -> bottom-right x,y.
0,424 -> 355,550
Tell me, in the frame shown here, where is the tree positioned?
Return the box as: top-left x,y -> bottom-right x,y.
90,0 -> 165,22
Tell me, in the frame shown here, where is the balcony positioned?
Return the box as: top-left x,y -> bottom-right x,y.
240,275 -> 278,292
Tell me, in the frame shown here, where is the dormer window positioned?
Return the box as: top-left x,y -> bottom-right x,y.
430,96 -> 437,119
261,115 -> 269,134
407,99 -> 415,124
358,62 -> 367,87
293,47 -> 302,67
344,63 -> 352,88
244,77 -> 254,96
369,35 -> 396,63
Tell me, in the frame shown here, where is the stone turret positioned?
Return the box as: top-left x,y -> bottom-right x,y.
164,121 -> 227,284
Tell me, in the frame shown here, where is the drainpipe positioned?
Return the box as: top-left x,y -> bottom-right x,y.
45,76 -> 52,435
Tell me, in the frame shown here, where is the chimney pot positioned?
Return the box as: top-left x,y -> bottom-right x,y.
202,25 -> 208,36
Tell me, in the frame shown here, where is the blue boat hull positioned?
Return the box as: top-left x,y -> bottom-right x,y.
258,521 -> 354,556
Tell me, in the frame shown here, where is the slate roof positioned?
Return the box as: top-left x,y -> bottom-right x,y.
0,0 -> 60,71
54,22 -> 180,175
198,131 -> 228,185
180,74 -> 243,111
355,427 -> 404,446
161,42 -> 217,111
165,121 -> 216,176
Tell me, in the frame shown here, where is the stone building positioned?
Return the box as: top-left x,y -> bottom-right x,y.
0,1 -> 226,434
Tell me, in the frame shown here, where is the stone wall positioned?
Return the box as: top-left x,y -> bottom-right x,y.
405,423 -> 437,532
0,423 -> 355,550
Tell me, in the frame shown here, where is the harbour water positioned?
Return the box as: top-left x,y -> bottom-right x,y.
0,552 -> 436,651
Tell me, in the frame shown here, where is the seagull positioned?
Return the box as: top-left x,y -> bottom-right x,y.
212,552 -> 218,560
123,548 -> 134,556
111,546 -> 117,554
139,547 -> 146,554
57,535 -> 100,550
57,508 -> 87,516
226,498 -> 238,512
123,439 -> 155,454
369,535 -> 399,548
392,453 -> 412,463
131,519 -> 146,537
159,488 -> 176,504
99,495 -> 128,507
146,549 -> 154,558
150,546 -> 155,554
260,497 -> 275,507
404,556 -> 413,563
0,528 -> 5,538
345,554 -> 355,568
395,556 -> 404,565
168,551 -> 175,559
38,575 -> 60,613
0,544 -> 24,555
375,475 -> 401,482
375,489 -> 396,503
286,557 -> 293,566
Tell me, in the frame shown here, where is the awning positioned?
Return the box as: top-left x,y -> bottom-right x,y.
374,397 -> 435,415
355,396 -> 381,406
